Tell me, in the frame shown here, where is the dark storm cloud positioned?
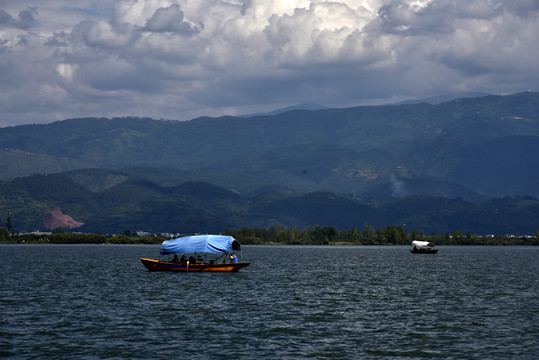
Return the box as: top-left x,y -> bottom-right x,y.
0,6 -> 37,30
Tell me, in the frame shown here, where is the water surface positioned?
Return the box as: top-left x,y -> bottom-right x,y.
1,245 -> 537,359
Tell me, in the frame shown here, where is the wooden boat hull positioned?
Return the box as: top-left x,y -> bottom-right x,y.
410,248 -> 438,254
140,258 -> 250,272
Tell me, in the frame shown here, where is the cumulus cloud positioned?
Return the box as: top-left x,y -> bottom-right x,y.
0,0 -> 538,126
144,4 -> 202,34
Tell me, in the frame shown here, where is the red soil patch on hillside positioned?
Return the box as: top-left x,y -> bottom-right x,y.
42,208 -> 84,230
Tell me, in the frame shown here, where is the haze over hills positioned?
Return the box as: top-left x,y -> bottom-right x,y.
0,91 -> 538,234
241,102 -> 330,117
394,91 -> 493,105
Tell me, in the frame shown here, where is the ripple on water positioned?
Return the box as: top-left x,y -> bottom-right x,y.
0,245 -> 537,359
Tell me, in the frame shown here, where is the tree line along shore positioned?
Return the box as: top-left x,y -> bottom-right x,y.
1,225 -> 537,246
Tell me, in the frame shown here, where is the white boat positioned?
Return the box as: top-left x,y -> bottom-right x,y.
410,240 -> 438,254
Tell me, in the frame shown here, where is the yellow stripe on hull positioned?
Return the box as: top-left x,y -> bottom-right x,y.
140,258 -> 250,272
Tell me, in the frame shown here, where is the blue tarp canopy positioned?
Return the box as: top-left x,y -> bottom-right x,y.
160,235 -> 241,255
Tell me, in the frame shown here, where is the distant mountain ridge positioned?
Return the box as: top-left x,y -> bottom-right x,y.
241,102 -> 330,117
0,91 -> 538,234
394,91 -> 493,105
1,91 -> 537,198
242,91 -> 490,116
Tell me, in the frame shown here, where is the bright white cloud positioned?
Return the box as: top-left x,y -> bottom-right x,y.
114,0 -> 176,27
0,0 -> 538,126
56,63 -> 78,80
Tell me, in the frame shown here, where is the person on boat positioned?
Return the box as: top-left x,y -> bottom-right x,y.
172,255 -> 180,263
197,255 -> 204,264
180,254 -> 187,264
228,253 -> 238,263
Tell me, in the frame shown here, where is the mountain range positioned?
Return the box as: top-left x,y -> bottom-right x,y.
0,91 -> 538,235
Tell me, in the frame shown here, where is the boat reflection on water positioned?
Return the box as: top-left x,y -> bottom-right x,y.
410,240 -> 438,254
140,235 -> 250,272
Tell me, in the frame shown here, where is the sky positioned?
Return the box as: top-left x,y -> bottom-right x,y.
1,0 -> 538,127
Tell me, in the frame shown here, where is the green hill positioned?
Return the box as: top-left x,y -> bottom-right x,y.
1,174 -> 537,235
0,92 -> 538,234
1,92 -> 538,199
0,148 -> 93,178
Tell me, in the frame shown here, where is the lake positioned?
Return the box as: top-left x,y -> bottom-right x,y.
1,245 -> 537,359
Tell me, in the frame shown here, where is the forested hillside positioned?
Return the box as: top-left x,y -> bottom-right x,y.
1,173 -> 537,235
1,92 -> 538,199
1,92 -> 538,235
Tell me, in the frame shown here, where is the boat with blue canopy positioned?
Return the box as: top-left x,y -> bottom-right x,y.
140,235 -> 250,272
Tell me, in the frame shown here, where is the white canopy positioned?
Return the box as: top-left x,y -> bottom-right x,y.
411,240 -> 435,248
